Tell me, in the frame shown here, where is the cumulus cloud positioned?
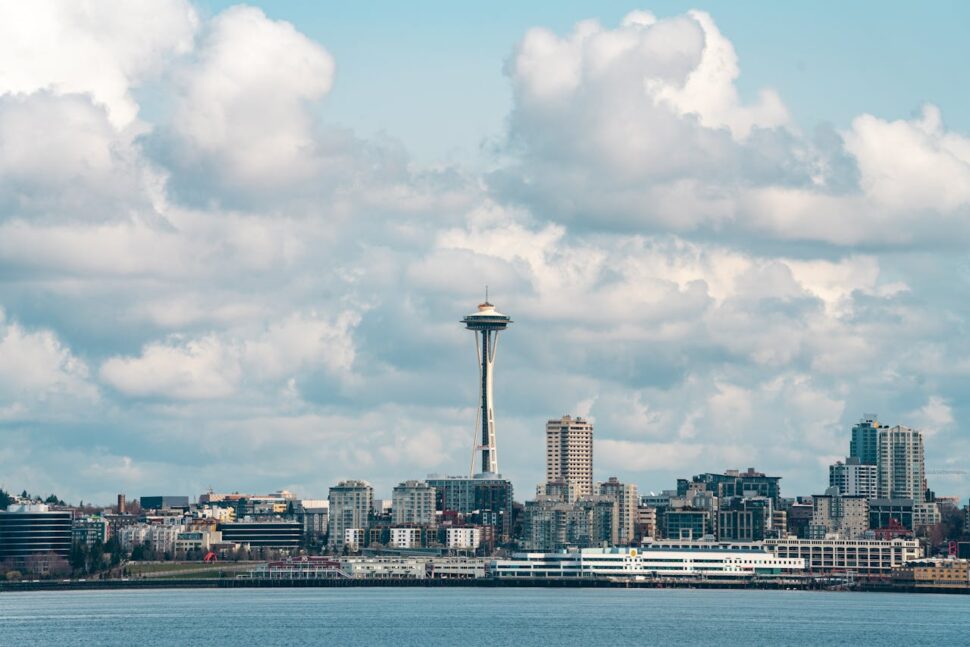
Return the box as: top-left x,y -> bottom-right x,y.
1,4 -> 970,505
0,0 -> 198,128
646,10 -> 789,138
844,105 -> 970,212
906,395 -> 954,438
0,92 -> 160,222
0,309 -> 97,408
100,334 -> 240,400
161,6 -> 335,193
494,10 -> 970,246
100,311 -> 361,400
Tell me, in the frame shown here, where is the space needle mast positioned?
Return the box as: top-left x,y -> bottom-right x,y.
461,291 -> 512,475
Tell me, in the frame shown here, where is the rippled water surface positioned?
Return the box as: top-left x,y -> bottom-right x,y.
2,587 -> 968,646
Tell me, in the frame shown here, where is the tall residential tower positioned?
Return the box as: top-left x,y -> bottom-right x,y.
462,298 -> 512,475
849,415 -> 882,465
546,415 -> 594,497
877,425 -> 926,503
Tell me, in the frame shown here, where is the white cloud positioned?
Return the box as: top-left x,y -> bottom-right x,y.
99,311 -> 361,400
100,334 -> 240,400
844,104 -> 970,212
0,309 -> 96,404
0,0 -> 198,128
498,11 -> 970,246
166,5 -> 336,191
646,10 -> 789,139
0,92 -> 159,222
906,395 -> 954,438
243,311 -> 361,381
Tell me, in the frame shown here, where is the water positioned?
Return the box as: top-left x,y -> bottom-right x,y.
1,588 -> 968,646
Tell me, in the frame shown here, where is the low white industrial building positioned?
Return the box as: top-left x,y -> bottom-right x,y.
493,541 -> 805,579
766,537 -> 922,577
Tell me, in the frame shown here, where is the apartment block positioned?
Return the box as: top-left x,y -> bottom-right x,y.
545,415 -> 594,497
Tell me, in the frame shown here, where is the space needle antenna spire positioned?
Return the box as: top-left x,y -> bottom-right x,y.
461,292 -> 512,475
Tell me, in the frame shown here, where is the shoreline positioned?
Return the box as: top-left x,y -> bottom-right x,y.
2,578 -> 968,595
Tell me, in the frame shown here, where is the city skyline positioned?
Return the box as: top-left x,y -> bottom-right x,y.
2,2 -> 970,505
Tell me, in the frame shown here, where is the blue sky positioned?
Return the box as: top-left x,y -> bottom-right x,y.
1,2 -> 970,505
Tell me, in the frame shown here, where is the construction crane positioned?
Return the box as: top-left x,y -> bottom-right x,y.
926,468 -> 968,476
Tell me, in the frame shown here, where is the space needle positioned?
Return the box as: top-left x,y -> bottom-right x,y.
462,293 -> 512,476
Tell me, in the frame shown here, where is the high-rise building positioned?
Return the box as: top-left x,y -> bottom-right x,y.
522,495 -> 618,550
809,488 -> 870,539
327,480 -> 373,549
522,497 -> 571,551
538,478 -> 576,503
462,298 -> 512,475
662,509 -> 709,540
425,474 -> 514,541
850,415 -> 882,465
0,504 -> 72,560
392,480 -> 437,526
829,457 -> 878,498
717,497 -> 773,541
877,425 -> 926,503
545,415 -> 594,497
598,477 -> 637,545
680,468 -> 782,505
569,496 -> 618,547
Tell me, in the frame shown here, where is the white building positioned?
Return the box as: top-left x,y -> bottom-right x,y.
340,558 -> 425,579
343,528 -> 364,551
493,542 -> 804,579
877,426 -> 926,503
546,415 -> 594,497
392,481 -> 436,526
446,527 -> 482,551
599,477 -> 638,545
767,537 -> 923,577
427,557 -> 487,578
175,528 -> 222,552
328,480 -> 373,549
194,505 -> 235,522
390,527 -> 422,549
118,524 -> 182,554
118,524 -> 149,550
829,457 -> 878,498
809,490 -> 869,539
